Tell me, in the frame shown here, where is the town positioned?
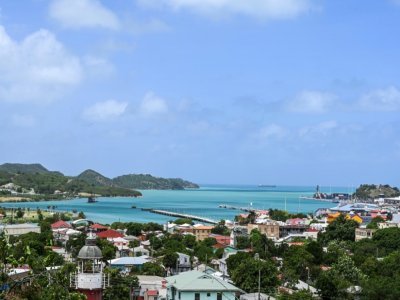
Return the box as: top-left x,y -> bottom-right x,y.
1,187 -> 400,300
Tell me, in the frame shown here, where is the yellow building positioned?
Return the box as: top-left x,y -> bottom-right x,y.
327,212 -> 363,224
193,226 -> 214,241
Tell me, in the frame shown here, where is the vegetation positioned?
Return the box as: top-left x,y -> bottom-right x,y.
354,184 -> 400,199
113,174 -> 199,190
0,163 -> 199,200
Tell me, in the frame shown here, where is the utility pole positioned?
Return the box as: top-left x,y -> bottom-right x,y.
254,253 -> 260,300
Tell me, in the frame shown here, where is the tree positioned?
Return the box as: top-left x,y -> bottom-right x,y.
226,252 -> 252,276
318,214 -> 359,245
77,211 -> 86,219
211,224 -> 230,235
236,236 -> 250,249
183,234 -> 197,249
126,223 -> 143,236
141,262 -> 165,277
103,268 -> 138,300
282,245 -> 314,284
231,257 -> 279,293
16,208 -> 24,219
97,238 -> 117,262
367,216 -> 385,229
277,289 -> 315,300
163,251 -> 179,269
372,227 -> 400,255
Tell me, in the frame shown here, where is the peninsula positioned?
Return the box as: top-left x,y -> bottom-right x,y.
0,163 -> 199,201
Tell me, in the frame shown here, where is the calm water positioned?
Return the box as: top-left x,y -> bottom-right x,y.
0,185 -> 352,224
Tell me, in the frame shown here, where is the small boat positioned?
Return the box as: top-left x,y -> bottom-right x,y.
131,205 -> 137,209
87,195 -> 97,203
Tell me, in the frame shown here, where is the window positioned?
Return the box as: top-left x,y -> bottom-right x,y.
195,293 -> 200,300
217,293 -> 222,300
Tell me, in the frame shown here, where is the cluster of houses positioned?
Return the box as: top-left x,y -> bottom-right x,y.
2,200 -> 400,299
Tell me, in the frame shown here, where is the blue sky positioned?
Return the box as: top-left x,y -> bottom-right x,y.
0,0 -> 400,186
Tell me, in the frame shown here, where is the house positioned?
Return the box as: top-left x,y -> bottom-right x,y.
176,252 -> 191,274
110,237 -> 131,257
96,229 -> 124,239
230,226 -> 248,247
240,293 -> 275,300
166,270 -> 242,300
136,275 -> 167,300
285,218 -> 307,226
134,246 -> 150,257
193,225 -> 214,241
303,228 -> 319,240
110,255 -> 152,273
90,223 -> 108,232
51,220 -> 72,230
355,228 -> 376,241
209,234 -> 230,247
247,222 -> 280,240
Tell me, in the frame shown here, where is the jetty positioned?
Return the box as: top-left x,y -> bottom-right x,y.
218,204 -> 257,212
143,208 -> 218,225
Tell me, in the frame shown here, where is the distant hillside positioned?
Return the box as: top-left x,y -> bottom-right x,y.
355,184 -> 400,199
0,163 -> 199,199
77,169 -> 114,187
113,174 -> 199,190
0,163 -> 62,175
0,164 -> 141,198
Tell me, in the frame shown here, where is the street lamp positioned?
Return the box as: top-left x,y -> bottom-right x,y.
254,253 -> 260,300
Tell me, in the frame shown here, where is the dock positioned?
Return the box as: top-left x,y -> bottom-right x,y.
218,204 -> 256,212
143,208 -> 218,225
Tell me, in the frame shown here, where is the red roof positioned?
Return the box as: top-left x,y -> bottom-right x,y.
97,229 -> 124,239
90,223 -> 108,229
147,290 -> 158,296
51,220 -> 72,229
209,234 -> 230,245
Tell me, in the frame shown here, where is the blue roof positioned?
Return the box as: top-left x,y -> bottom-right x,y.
110,255 -> 150,266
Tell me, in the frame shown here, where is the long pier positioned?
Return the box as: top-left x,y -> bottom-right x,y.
142,208 -> 218,225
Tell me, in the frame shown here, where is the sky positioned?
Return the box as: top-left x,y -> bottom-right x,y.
0,0 -> 400,186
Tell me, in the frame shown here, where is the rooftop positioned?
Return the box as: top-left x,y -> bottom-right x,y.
166,270 -> 242,292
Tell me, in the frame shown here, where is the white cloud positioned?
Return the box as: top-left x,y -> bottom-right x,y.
0,26 -> 83,103
286,90 -> 335,114
139,0 -> 314,20
49,0 -> 120,30
258,124 -> 287,139
299,120 -> 338,138
83,100 -> 128,121
358,86 -> 400,112
140,92 -> 169,116
83,56 -> 115,78
11,114 -> 36,127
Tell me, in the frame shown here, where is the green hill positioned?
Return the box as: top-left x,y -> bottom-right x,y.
354,184 -> 400,199
77,169 -> 114,187
112,174 -> 199,190
0,163 -> 61,175
0,163 -> 199,199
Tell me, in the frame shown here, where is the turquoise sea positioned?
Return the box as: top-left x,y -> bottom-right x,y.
0,185 -> 353,224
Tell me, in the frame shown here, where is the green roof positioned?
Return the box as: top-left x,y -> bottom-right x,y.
167,270 -> 242,292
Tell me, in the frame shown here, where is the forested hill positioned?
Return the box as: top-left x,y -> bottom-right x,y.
113,174 -> 199,190
0,163 -> 62,175
354,184 -> 400,199
0,163 -> 199,199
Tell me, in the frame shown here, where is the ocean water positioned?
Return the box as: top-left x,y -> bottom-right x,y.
0,185 -> 352,224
